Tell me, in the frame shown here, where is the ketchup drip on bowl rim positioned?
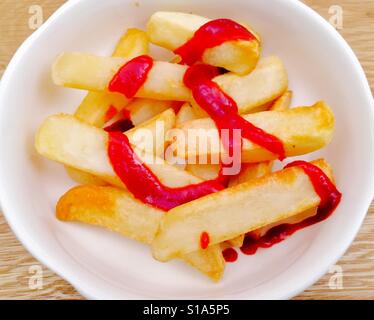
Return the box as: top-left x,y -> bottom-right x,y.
241,160 -> 342,255
174,18 -> 257,65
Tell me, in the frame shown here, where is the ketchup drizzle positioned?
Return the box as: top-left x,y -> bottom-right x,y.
108,55 -> 153,99
104,105 -> 118,122
241,160 -> 342,255
222,248 -> 238,262
184,64 -> 285,163
175,19 -> 256,65
108,132 -> 224,211
200,231 -> 210,249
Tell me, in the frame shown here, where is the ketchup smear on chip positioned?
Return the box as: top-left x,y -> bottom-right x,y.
174,19 -> 257,65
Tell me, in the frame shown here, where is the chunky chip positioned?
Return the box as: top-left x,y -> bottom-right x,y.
176,102 -> 200,127
210,56 -> 288,114
52,53 -> 191,101
57,185 -> 224,281
52,53 -> 287,114
151,159 -> 334,261
227,162 -> 273,247
146,12 -> 261,75
67,106 -> 175,185
271,90 -> 293,111
172,102 -> 334,163
35,113 -> 203,189
57,185 -> 163,244
127,98 -> 175,126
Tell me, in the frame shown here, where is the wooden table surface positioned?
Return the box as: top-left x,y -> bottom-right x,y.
0,0 -> 373,300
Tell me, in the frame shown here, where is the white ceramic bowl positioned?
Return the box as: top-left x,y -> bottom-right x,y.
0,0 -> 373,300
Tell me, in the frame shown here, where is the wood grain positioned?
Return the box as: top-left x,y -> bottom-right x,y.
0,0 -> 373,300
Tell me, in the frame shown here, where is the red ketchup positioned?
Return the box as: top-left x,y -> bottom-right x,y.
108,55 -> 153,98
121,108 -> 132,121
200,231 -> 210,249
184,64 -> 285,163
108,132 -> 224,211
104,105 -> 118,122
174,19 -> 256,65
241,160 -> 342,255
222,248 -> 238,262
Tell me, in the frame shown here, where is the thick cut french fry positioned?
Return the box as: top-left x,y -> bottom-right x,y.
271,90 -> 293,111
52,53 -> 125,92
177,101 -> 221,186
65,167 -> 109,186
211,56 -> 288,114
146,12 -> 261,75
35,114 -> 203,189
52,53 -> 191,101
229,170 -> 317,248
247,102 -> 273,113
172,102 -> 335,163
177,102 -> 220,182
229,162 -> 273,187
226,235 -> 245,248
57,185 -> 163,244
227,93 -> 293,247
69,97 -> 173,184
151,159 -> 334,261
57,185 -> 224,281
95,108 -> 176,157
74,92 -> 128,127
182,246 -> 225,281
190,56 -> 288,117
185,164 -> 274,248
227,162 -> 273,247
112,28 -> 150,58
127,98 -> 175,126
185,164 -> 221,181
176,102 -> 200,127
228,90 -> 292,187
127,108 -> 176,157
52,53 -> 287,114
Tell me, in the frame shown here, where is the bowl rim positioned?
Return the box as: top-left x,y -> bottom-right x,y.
0,0 -> 373,300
